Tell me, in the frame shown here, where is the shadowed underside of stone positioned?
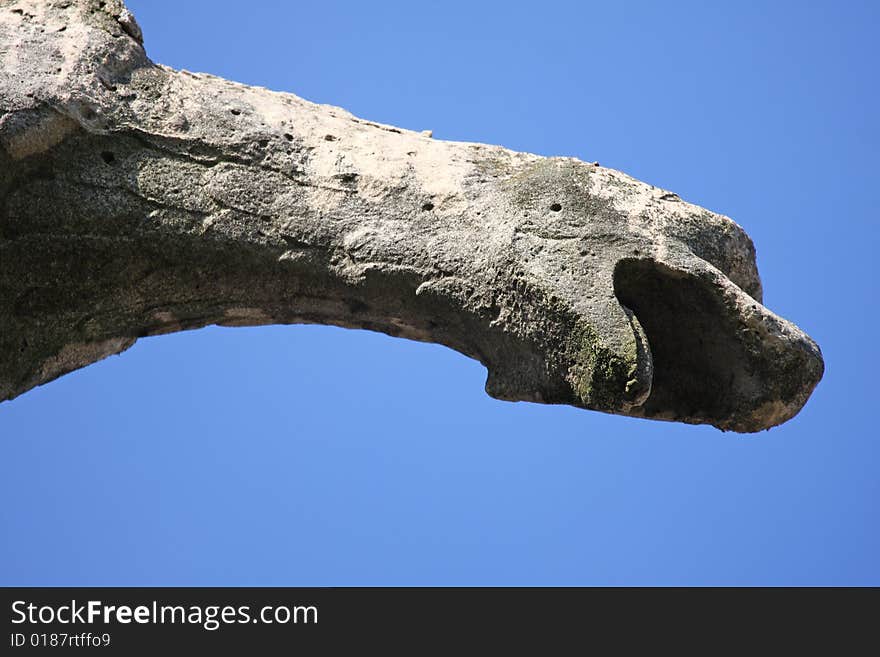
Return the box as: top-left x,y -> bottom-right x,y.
0,0 -> 823,432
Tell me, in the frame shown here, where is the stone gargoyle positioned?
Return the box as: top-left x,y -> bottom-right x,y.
0,0 -> 824,432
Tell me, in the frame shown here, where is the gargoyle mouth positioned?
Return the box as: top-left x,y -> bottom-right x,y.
613,257 -> 824,432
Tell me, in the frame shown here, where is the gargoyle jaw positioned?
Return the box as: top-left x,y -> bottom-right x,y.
611,258 -> 823,432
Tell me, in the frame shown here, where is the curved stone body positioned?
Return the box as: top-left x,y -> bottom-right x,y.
0,0 -> 823,431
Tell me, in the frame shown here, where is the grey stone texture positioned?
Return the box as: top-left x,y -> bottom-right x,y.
0,0 -> 823,431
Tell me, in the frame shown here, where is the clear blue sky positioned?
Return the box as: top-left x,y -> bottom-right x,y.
2,0 -> 877,585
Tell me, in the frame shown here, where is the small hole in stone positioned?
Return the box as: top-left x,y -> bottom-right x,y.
100,151 -> 115,164
549,203 -> 562,212
324,134 -> 336,141
258,139 -> 269,148
422,202 -> 435,211
97,76 -> 117,91
283,133 -> 293,141
230,108 -> 241,116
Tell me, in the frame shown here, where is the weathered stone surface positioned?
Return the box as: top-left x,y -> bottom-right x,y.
0,0 -> 823,432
